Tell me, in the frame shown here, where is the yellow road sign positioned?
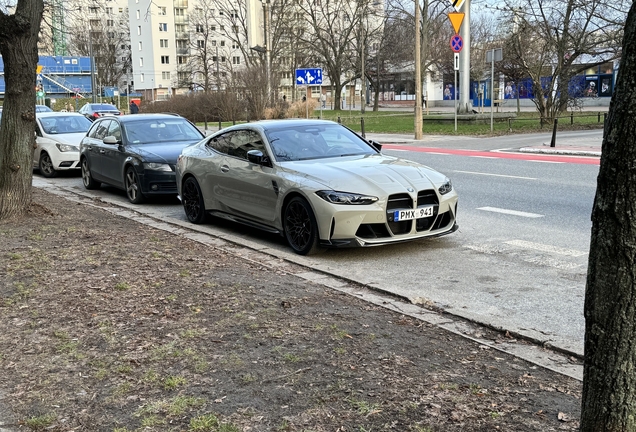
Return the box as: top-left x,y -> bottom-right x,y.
36,65 -> 43,74
449,12 -> 464,34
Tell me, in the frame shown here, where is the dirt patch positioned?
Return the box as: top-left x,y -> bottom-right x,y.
0,189 -> 582,431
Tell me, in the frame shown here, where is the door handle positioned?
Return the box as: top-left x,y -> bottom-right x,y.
99,150 -> 106,154
221,165 -> 229,173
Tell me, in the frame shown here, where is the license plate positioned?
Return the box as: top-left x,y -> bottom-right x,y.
393,206 -> 434,222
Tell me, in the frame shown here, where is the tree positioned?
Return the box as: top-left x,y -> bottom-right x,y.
66,2 -> 132,89
499,0 -> 628,123
580,2 -> 636,430
0,0 -> 44,219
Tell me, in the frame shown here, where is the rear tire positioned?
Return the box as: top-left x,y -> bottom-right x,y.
283,197 -> 324,255
125,166 -> 145,204
182,177 -> 207,224
81,158 -> 98,189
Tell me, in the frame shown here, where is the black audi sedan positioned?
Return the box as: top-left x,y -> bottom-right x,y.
79,113 -> 205,203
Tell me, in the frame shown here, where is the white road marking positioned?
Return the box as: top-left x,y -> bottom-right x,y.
505,239 -> 588,257
528,160 -> 565,164
472,155 -> 498,159
454,170 -> 536,180
477,207 -> 544,218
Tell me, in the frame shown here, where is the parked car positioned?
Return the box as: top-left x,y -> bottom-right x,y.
176,119 -> 458,255
34,112 -> 93,178
78,103 -> 121,121
79,113 -> 205,203
36,105 -> 53,113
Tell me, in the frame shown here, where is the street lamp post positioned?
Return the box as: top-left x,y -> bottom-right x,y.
89,23 -> 97,103
261,0 -> 271,106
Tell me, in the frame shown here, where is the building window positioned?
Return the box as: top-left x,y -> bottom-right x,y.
160,39 -> 168,47
211,40 -> 216,46
232,25 -> 238,33
121,56 -> 127,62
162,71 -> 171,80
221,56 -> 226,62
175,24 -> 185,33
137,26 -> 141,35
220,40 -> 225,47
136,10 -> 140,19
232,56 -> 240,65
140,73 -> 144,82
231,10 -> 238,18
211,25 -> 216,31
178,56 -> 187,64
106,19 -> 114,26
232,41 -> 238,49
138,41 -> 142,50
220,25 -> 225,31
119,7 -> 123,13
161,56 -> 170,64
158,6 -> 166,15
139,57 -> 143,66
197,40 -> 205,48
159,23 -> 167,31
175,8 -> 185,16
89,6 -> 99,14
106,7 -> 113,14
176,39 -> 187,48
196,24 -> 204,33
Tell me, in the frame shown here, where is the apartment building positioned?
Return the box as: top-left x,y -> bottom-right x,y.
128,0 -> 262,101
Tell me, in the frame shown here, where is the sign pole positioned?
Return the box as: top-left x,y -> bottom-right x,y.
320,84 -> 323,119
490,50 -> 494,132
454,69 -> 458,132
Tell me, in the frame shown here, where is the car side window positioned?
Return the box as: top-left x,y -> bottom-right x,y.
206,131 -> 236,156
206,130 -> 266,161
91,120 -> 112,140
107,121 -> 122,141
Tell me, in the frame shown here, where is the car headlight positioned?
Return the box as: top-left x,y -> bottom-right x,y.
316,190 -> 378,205
55,143 -> 79,152
143,163 -> 173,172
438,178 -> 453,195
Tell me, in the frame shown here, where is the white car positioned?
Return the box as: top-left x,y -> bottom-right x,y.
34,112 -> 93,178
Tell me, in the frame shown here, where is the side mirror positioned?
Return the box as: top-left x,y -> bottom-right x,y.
103,135 -> 120,145
368,140 -> 382,152
247,149 -> 269,166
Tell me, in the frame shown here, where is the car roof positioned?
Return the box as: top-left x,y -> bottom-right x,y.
225,119 -> 339,133
36,112 -> 86,118
104,113 -> 184,124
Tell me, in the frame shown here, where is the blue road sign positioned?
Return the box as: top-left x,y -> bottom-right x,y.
295,68 -> 323,85
450,35 -> 463,53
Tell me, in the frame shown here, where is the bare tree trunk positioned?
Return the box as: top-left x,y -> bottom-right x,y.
581,3 -> 636,431
0,0 -> 44,219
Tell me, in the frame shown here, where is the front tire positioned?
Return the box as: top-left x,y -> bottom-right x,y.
283,197 -> 323,255
81,158 -> 99,189
125,166 -> 145,204
182,177 -> 207,224
39,152 -> 58,178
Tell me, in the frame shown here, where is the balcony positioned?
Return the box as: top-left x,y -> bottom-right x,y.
173,0 -> 188,7
174,15 -> 189,25
176,47 -> 189,55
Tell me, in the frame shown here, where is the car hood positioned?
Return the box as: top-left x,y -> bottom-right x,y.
128,141 -> 198,164
41,132 -> 86,145
281,154 -> 448,194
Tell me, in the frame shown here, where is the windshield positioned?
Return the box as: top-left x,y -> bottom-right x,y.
39,116 -> 93,134
265,124 -> 377,162
123,119 -> 203,144
91,104 -> 118,111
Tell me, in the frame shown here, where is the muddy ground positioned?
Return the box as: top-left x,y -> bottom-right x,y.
0,189 -> 582,431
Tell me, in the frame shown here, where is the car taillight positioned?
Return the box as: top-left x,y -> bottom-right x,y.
93,112 -> 100,118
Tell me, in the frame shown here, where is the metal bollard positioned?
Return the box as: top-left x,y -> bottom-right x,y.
361,118 -> 365,138
571,112 -> 574,125
337,116 -> 341,124
598,112 -> 601,123
550,118 -> 558,147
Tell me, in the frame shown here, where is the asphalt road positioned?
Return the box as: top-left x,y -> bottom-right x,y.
33,129 -> 601,357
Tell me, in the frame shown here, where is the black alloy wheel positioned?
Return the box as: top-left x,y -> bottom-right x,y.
182,177 -> 207,224
81,158 -> 98,189
125,166 -> 145,204
283,196 -> 323,255
38,152 -> 57,178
